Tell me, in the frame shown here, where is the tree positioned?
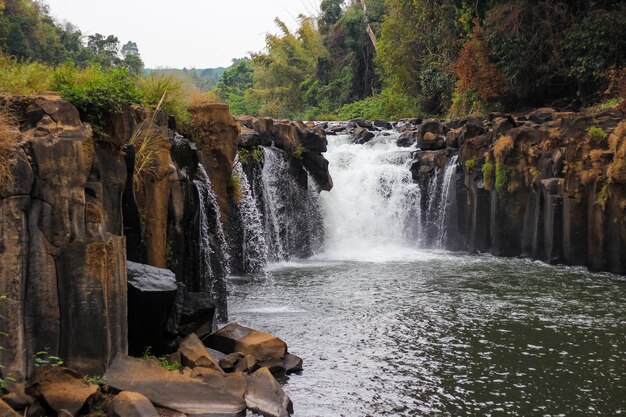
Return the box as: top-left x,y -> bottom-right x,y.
120,41 -> 143,75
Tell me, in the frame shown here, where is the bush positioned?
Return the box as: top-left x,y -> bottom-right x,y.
138,73 -> 194,128
495,163 -> 508,193
0,55 -> 53,94
338,89 -> 419,121
482,159 -> 495,190
141,348 -> 182,371
228,173 -> 242,204
587,126 -> 608,142
465,159 -> 476,172
52,63 -> 143,138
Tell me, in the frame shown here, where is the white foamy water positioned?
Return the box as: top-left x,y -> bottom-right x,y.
318,133 -> 422,261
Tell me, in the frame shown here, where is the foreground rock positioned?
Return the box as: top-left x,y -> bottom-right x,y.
127,262 -> 179,356
245,368 -> 293,417
110,392 -> 160,417
25,367 -> 99,415
178,333 -> 223,372
104,356 -> 247,416
0,398 -> 20,417
203,323 -> 287,371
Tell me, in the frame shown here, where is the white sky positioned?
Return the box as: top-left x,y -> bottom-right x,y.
44,0 -> 319,68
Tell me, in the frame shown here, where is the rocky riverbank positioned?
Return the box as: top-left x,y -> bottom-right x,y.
0,93 -> 331,415
327,107 -> 625,275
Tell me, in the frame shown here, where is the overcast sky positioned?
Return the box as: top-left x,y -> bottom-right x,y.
44,0 -> 318,68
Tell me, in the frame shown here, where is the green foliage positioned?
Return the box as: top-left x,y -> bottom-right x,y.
217,58 -> 257,115
587,126 -> 608,142
465,159 -> 476,172
588,98 -> 622,113
338,88 -> 417,120
34,350 -> 64,367
228,173 -> 242,203
138,73 -> 192,128
0,0 -> 144,70
0,55 -> 52,94
141,348 -> 182,371
495,163 -> 508,194
482,160 -> 495,190
84,375 -> 107,387
564,7 -> 626,82
52,63 -> 143,137
293,144 -> 304,159
238,147 -> 264,164
145,67 -> 227,91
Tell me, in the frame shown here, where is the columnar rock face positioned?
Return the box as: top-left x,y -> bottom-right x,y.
407,108 -> 625,275
189,103 -> 240,225
0,95 -> 128,379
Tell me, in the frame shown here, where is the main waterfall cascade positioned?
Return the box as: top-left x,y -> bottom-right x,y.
317,131 -> 459,260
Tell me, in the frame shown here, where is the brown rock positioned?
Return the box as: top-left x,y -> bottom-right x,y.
235,355 -> 259,374
25,367 -> 99,415
189,367 -> 246,398
203,323 -> 287,371
245,368 -> 293,417
178,334 -> 223,372
104,356 -> 246,416
189,103 -> 240,226
219,353 -> 245,373
110,391 -> 160,417
283,353 -> 303,374
0,398 -> 20,417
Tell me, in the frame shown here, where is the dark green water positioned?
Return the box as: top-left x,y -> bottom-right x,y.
229,251 -> 626,416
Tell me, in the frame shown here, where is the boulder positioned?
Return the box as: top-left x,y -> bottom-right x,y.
397,130 -> 418,147
418,132 -> 446,151
188,367 -> 247,397
127,262 -> 179,356
283,353 -> 303,374
178,333 -> 223,372
104,356 -> 247,417
245,368 -> 293,417
0,398 -> 20,417
351,127 -> 375,145
2,391 -> 33,411
373,120 -> 393,130
272,123 -> 300,152
419,119 -> 446,137
203,323 -> 287,371
178,292 -> 216,338
301,152 -> 333,192
25,402 -> 47,417
110,392 -> 160,417
219,353 -> 245,373
300,130 -> 327,153
25,367 -> 99,416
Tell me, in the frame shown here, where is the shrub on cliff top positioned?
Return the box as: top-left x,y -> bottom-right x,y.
494,135 -> 514,163
52,63 -> 143,137
138,73 -> 194,129
0,55 -> 52,94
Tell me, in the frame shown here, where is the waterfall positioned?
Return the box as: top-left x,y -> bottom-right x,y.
319,133 -> 421,260
230,158 -> 268,273
435,155 -> 458,248
258,147 -> 324,262
194,164 -> 229,321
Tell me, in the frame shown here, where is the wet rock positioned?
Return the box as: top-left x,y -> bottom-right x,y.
283,353 -> 303,374
178,292 -> 216,338
25,367 -> 99,416
0,398 -> 20,417
397,130 -> 418,147
219,353 -> 246,372
178,333 -> 223,372
374,120 -> 393,130
419,119 -> 447,137
127,262 -> 179,356
301,152 -> 333,192
110,392 -> 160,417
351,127 -> 375,145
418,132 -> 446,151
104,356 -> 247,417
203,323 -> 287,371
245,368 -> 293,417
272,123 -> 300,152
300,130 -> 327,153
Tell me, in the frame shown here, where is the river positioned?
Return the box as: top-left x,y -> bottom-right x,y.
229,133 -> 626,416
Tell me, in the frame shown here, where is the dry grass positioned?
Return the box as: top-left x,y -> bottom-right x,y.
0,110 -> 20,192
129,93 -> 166,194
494,135 -> 514,163
0,55 -> 52,95
607,122 -> 626,183
190,90 -> 220,107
